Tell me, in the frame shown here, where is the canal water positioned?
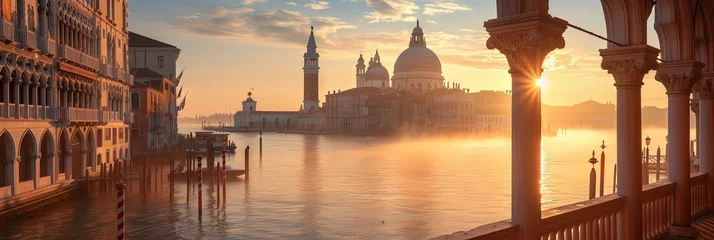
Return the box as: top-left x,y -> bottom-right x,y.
2,126 -> 682,239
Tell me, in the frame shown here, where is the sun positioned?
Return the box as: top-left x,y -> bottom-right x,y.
536,76 -> 548,89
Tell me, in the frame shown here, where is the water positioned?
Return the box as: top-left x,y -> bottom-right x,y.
2,126 -> 682,239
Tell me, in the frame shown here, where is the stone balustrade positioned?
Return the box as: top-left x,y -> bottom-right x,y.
0,19 -> 14,42
25,30 -> 36,50
642,180 -> 675,239
58,44 -> 99,70
57,107 -> 99,123
433,173 -> 711,240
690,172 -> 708,218
40,37 -> 56,56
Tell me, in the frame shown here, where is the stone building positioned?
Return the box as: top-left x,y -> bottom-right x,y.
233,91 -> 297,131
128,32 -> 180,154
0,0 -> 132,201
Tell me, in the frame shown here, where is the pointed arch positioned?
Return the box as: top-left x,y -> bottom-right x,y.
70,129 -> 85,179
39,129 -> 54,178
58,128 -> 70,175
87,128 -> 96,171
18,129 -> 37,182
0,130 -> 14,187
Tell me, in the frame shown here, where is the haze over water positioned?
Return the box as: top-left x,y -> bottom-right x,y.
3,125 -> 683,239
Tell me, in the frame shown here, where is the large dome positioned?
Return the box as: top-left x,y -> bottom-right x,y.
366,64 -> 389,81
394,47 -> 442,73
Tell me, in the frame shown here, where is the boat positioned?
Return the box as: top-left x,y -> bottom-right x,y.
169,167 -> 246,180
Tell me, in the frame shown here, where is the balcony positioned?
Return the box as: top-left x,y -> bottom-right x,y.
57,107 -> 99,123
106,64 -> 116,79
40,37 -> 56,56
124,112 -> 133,124
100,63 -> 108,76
58,44 -> 99,70
25,30 -> 36,50
0,19 -> 14,42
117,69 -> 127,83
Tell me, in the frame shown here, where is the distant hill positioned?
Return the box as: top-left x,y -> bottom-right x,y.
543,100 -> 694,129
179,113 -> 233,125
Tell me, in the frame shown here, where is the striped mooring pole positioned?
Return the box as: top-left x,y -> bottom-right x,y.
116,180 -> 127,240
197,155 -> 203,216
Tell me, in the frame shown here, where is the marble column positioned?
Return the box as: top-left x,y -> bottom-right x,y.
13,79 -> 20,118
2,76 -> 9,118
655,60 -> 704,236
64,150 -> 71,180
696,72 -> 714,211
484,14 -> 566,240
600,45 -> 659,240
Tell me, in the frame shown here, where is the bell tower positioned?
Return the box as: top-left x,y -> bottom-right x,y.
355,54 -> 365,87
303,26 -> 320,113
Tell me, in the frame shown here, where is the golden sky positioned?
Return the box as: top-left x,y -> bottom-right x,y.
128,0 -> 670,117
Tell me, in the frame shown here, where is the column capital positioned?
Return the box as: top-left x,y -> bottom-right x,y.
600,45 -> 659,88
655,60 -> 704,95
484,13 -> 567,76
694,72 -> 714,99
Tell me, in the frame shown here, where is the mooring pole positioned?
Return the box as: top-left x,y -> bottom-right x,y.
599,141 -> 606,197
216,162 -> 220,206
222,150 -> 226,202
245,146 -> 250,179
116,178 -> 127,240
656,146 -> 662,181
589,151 -> 598,200
197,155 -> 203,217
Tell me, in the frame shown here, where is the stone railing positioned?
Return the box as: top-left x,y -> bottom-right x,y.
56,107 -> 69,122
100,63 -> 109,76
0,185 -> 11,199
19,104 -> 28,118
118,69 -> 127,83
58,44 -> 99,70
28,105 -> 37,118
57,107 -> 98,122
107,64 -> 116,79
9,104 -> 17,118
124,112 -> 133,124
0,19 -> 14,42
40,37 -> 57,56
25,30 -> 36,50
641,180 -> 675,239
690,172 -> 708,218
430,221 -> 516,240
0,102 -> 5,118
540,194 -> 623,239
39,176 -> 51,187
16,180 -> 34,195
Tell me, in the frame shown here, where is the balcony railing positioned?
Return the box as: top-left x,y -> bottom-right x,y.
691,172 -> 708,218
540,194 -> 623,239
28,105 -> 36,119
0,19 -> 14,42
57,107 -> 99,123
100,63 -> 108,76
40,37 -> 56,56
0,102 -> 4,118
641,180 -> 675,239
9,104 -> 17,118
124,112 -> 133,124
58,44 -> 99,70
19,104 -> 28,118
25,30 -> 36,50
118,69 -> 127,83
107,64 -> 116,79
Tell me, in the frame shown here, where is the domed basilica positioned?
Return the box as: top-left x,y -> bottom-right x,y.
354,20 -> 445,93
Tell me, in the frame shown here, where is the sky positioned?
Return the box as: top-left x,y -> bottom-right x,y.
128,0 -> 669,117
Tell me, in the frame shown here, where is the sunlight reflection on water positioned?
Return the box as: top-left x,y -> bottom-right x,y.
3,126 -> 688,239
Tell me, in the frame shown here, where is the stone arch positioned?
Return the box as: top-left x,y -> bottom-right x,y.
654,0 -> 697,61
0,130 -> 15,187
39,129 -> 54,178
600,0 -> 654,46
694,2 -> 714,71
18,129 -> 37,182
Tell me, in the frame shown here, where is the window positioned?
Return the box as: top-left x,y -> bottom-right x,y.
131,92 -> 139,110
158,56 -> 164,68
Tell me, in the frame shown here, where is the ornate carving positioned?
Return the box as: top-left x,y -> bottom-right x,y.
694,72 -> 714,98
691,98 -> 700,114
655,61 -> 704,95
485,15 -> 566,76
600,45 -> 659,87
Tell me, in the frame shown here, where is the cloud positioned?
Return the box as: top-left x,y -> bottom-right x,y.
286,2 -> 298,6
427,20 -> 437,24
304,1 -> 330,10
423,0 -> 471,16
243,0 -> 267,5
364,0 -> 419,23
176,7 -> 355,47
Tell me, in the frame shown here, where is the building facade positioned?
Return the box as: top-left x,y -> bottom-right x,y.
0,0 -> 132,200
128,32 -> 180,155
233,92 -> 297,131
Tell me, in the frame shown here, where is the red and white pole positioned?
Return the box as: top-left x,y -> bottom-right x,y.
197,155 -> 203,216
222,150 -> 226,202
116,180 -> 127,240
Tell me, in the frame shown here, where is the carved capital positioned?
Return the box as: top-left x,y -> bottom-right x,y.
694,72 -> 714,99
655,60 -> 704,95
485,14 -> 567,76
600,45 -> 659,88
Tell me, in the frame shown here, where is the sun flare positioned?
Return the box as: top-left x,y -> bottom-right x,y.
536,77 -> 548,89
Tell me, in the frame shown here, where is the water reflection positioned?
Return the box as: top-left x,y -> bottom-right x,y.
2,126 -> 691,239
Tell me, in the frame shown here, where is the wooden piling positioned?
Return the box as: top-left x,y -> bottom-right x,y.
222,150 -> 226,202
216,162 -> 220,206
656,146 -> 661,181
197,155 -> 203,217
245,146 -> 250,179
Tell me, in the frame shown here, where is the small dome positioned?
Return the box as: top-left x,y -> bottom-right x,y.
394,47 -> 442,73
366,64 -> 389,81
413,20 -> 423,34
